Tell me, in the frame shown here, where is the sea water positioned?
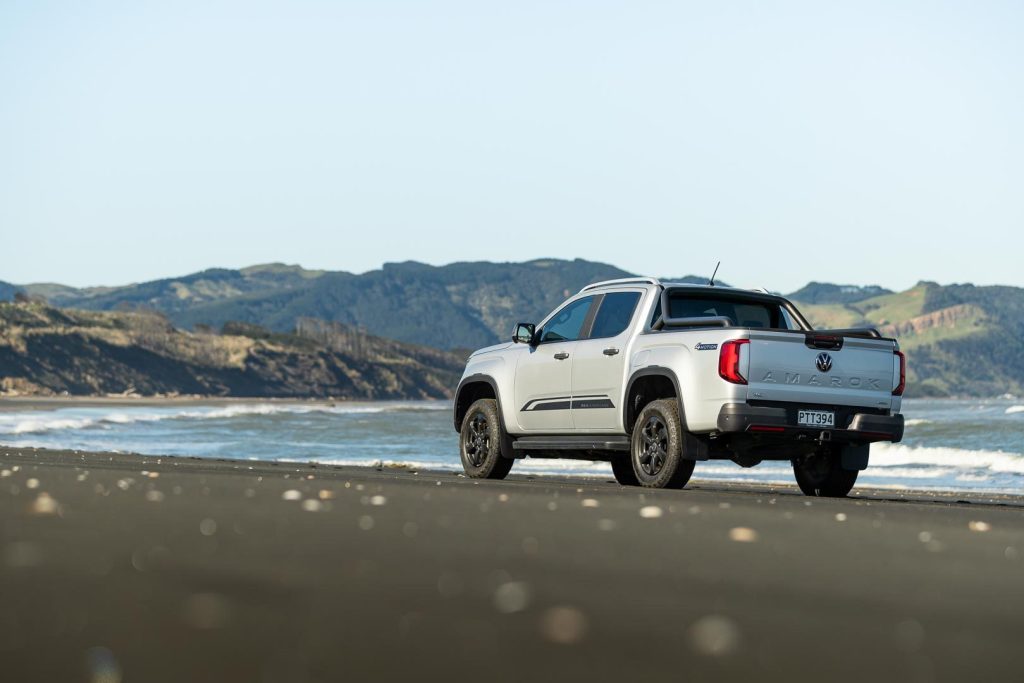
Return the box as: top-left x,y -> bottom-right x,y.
1,399 -> 1023,494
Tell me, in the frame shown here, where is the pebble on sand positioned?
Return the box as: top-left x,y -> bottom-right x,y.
494,581 -> 531,614
301,499 -> 323,512
639,506 -> 663,519
540,606 -> 588,644
689,615 -> 741,656
581,498 -> 599,508
728,527 -> 758,543
968,520 -> 992,532
86,646 -> 122,683
30,492 -> 59,515
282,489 -> 302,501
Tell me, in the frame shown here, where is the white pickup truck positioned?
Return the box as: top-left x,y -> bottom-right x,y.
453,278 -> 906,496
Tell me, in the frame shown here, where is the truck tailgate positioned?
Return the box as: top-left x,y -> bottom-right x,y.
745,331 -> 898,411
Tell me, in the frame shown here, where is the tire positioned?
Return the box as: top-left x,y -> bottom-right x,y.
459,399 -> 514,479
630,399 -> 695,489
792,448 -> 858,497
611,454 -> 639,486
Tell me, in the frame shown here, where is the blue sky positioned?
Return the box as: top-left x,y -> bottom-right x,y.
1,1 -> 1021,292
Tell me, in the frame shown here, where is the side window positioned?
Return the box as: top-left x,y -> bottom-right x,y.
589,292 -> 642,339
539,296 -> 594,343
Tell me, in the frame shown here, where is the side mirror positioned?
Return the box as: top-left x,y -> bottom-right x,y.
512,322 -> 536,345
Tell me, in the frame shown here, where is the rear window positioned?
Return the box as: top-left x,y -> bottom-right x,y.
665,294 -> 790,329
590,292 -> 641,339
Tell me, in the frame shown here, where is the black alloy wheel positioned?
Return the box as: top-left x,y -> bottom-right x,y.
459,398 -> 514,480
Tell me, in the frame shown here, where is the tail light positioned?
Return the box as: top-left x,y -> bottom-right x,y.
719,339 -> 749,385
893,350 -> 906,396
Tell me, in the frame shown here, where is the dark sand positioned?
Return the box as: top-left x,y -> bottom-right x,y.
1,447 -> 1022,682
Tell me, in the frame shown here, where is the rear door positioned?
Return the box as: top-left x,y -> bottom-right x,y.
514,295 -> 596,432
571,291 -> 643,431
745,331 -> 897,411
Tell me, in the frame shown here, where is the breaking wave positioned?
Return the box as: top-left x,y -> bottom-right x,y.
871,442 -> 1024,474
0,401 -> 448,435
1006,405 -> 1024,415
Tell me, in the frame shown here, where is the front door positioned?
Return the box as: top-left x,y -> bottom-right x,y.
513,295 -> 595,432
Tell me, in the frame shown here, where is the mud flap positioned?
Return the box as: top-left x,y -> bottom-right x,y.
681,431 -> 711,461
840,443 -> 870,471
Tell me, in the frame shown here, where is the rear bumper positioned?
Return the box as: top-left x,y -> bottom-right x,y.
716,403 -> 904,443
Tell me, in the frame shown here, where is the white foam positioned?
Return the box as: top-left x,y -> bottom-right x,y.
0,401 -> 450,435
9,417 -> 97,435
1005,405 -> 1024,415
904,418 -> 931,426
871,442 -> 1024,474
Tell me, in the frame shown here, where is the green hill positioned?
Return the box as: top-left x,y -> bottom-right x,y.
787,282 -> 893,305
791,283 -> 1024,397
22,260 -> 635,350
0,281 -> 21,301
0,301 -> 462,399
12,261 -> 1024,397
22,263 -> 326,312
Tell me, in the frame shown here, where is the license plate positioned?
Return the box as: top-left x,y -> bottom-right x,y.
798,410 -> 835,427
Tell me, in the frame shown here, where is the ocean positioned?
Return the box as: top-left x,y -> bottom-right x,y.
1,399 -> 1023,494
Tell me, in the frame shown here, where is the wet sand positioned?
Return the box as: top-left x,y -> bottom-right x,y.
1,446 -> 1022,682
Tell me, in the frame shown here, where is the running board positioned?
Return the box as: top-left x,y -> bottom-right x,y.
512,435 -> 630,452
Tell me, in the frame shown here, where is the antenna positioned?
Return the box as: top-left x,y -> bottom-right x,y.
708,261 -> 721,287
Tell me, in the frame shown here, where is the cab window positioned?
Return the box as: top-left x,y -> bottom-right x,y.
539,296 -> 594,343
589,292 -> 641,339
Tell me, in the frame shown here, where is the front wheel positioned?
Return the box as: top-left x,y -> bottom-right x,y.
459,399 -> 514,479
630,399 -> 695,488
792,448 -> 859,497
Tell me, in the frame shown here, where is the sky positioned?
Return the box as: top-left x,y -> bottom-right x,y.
1,1 -> 1022,292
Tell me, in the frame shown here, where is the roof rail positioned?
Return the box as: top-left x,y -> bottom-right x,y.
580,277 -> 661,293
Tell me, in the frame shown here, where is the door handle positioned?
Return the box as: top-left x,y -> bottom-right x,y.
553,352 -> 570,360
603,348 -> 620,356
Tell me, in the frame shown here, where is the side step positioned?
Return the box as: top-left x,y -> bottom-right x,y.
512,435 -> 630,452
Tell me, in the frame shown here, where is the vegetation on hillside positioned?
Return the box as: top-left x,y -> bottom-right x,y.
795,283 -> 1022,397
787,282 -> 893,305
0,302 -> 462,399
9,261 -> 1024,397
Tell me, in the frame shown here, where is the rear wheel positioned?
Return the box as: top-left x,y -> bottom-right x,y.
792,448 -> 858,497
459,399 -> 514,479
630,399 -> 695,489
610,454 -> 639,486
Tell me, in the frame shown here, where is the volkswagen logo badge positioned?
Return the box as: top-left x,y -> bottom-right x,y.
815,352 -> 833,373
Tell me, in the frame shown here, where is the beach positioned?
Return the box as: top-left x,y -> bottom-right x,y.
2,446 -> 1022,682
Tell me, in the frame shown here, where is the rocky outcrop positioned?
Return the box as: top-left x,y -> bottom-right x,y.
0,302 -> 462,399
880,304 -> 987,338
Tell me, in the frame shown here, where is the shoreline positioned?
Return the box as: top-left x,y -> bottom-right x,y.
0,395 -> 452,412
3,445 -> 1023,508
